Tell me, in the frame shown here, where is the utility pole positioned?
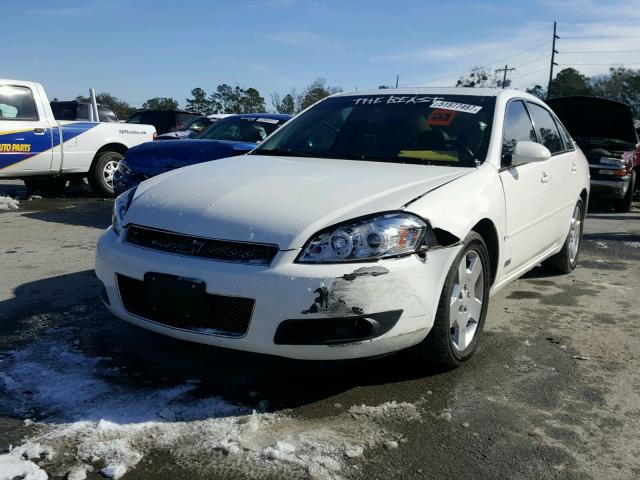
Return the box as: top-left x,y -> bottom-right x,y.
547,21 -> 559,99
495,65 -> 515,88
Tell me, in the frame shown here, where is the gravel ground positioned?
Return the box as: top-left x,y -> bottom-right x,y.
1,179 -> 639,480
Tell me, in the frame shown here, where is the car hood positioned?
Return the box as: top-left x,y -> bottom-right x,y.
125,155 -> 471,250
125,139 -> 257,175
547,96 -> 639,145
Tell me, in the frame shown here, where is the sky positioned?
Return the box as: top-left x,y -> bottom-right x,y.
2,0 -> 640,109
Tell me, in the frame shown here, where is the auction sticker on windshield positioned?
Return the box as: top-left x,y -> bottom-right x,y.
430,100 -> 482,114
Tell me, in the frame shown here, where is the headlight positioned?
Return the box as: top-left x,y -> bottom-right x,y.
116,159 -> 133,175
600,156 -> 625,167
297,212 -> 430,263
111,186 -> 137,235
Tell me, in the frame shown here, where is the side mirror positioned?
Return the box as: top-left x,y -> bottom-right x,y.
511,141 -> 551,166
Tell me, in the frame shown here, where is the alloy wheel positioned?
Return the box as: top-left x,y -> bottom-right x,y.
103,158 -> 120,188
449,250 -> 485,352
568,203 -> 582,264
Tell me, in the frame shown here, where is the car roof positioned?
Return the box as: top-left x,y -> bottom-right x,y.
331,87 -> 541,103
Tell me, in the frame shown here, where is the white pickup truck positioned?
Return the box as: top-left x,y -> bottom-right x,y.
0,79 -> 155,196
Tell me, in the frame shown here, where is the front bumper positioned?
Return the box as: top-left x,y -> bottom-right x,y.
95,228 -> 460,360
590,176 -> 630,199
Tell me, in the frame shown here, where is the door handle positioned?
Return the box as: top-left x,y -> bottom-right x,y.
541,172 -> 550,184
571,162 -> 577,173
33,128 -> 46,135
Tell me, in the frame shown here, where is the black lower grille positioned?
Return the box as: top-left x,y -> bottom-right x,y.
117,274 -> 254,336
125,225 -> 278,265
274,310 -> 403,345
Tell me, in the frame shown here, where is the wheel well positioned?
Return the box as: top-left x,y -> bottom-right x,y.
90,143 -> 128,169
471,219 -> 499,286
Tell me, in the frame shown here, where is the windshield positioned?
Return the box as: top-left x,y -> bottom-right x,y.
197,117 -> 283,143
255,94 -> 495,166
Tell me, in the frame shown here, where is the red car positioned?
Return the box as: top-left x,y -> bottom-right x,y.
547,96 -> 639,212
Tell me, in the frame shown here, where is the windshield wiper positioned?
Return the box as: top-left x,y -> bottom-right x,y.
253,147 -> 314,158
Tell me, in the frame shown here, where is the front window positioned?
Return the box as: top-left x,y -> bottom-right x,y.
255,94 -> 495,166
198,117 -> 283,143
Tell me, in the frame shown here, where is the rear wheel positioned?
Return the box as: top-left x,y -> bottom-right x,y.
542,199 -> 584,274
23,177 -> 67,197
613,170 -> 635,212
88,150 -> 123,197
411,231 -> 490,369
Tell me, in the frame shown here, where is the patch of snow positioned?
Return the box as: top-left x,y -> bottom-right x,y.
101,464 -> 127,479
66,464 -> 91,480
1,329 -> 421,479
624,241 -> 640,248
595,241 -> 608,249
0,195 -> 19,211
0,452 -> 47,480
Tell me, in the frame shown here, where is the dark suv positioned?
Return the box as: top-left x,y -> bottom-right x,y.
126,110 -> 201,135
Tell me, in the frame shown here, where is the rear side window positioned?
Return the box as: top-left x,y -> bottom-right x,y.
502,100 -> 536,165
0,85 -> 39,121
98,106 -> 118,122
50,101 -> 77,120
555,119 -> 574,151
527,103 -> 563,154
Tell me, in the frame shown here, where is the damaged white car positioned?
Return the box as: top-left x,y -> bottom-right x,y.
96,88 -> 590,367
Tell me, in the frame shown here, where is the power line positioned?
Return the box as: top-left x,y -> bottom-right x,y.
560,50 -> 639,54
512,55 -> 550,69
412,40 -> 551,86
561,34 -> 640,39
557,62 -> 640,66
510,66 -> 549,80
495,65 -> 516,88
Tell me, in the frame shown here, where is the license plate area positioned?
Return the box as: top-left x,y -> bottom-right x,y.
144,273 -> 209,324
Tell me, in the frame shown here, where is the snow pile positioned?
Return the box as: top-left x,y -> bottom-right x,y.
0,443 -> 50,480
0,195 -> 19,211
0,329 -> 420,479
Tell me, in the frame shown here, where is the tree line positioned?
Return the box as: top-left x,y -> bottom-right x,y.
74,67 -> 640,120
74,78 -> 342,120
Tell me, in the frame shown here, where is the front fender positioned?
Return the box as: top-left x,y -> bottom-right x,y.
404,163 -> 505,250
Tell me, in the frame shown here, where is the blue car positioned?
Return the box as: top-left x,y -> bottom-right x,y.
113,113 -> 291,194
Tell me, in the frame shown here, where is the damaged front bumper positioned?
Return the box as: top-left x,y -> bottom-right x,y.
96,229 -> 460,360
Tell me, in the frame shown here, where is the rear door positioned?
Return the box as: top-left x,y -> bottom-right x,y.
498,100 -> 550,275
0,84 -> 54,174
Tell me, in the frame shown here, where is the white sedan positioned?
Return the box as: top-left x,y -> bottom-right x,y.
96,88 -> 589,368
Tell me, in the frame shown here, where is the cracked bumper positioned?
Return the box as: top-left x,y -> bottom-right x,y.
96,228 -> 460,360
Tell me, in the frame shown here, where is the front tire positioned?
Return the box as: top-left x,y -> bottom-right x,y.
411,231 -> 491,369
88,151 -> 123,197
542,199 -> 584,274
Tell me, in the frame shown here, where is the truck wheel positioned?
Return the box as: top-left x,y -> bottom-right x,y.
410,231 -> 490,369
613,171 -> 635,213
542,199 -> 584,274
89,151 -> 123,197
23,177 -> 67,197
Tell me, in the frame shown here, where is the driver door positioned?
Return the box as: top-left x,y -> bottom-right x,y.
499,100 -> 550,276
